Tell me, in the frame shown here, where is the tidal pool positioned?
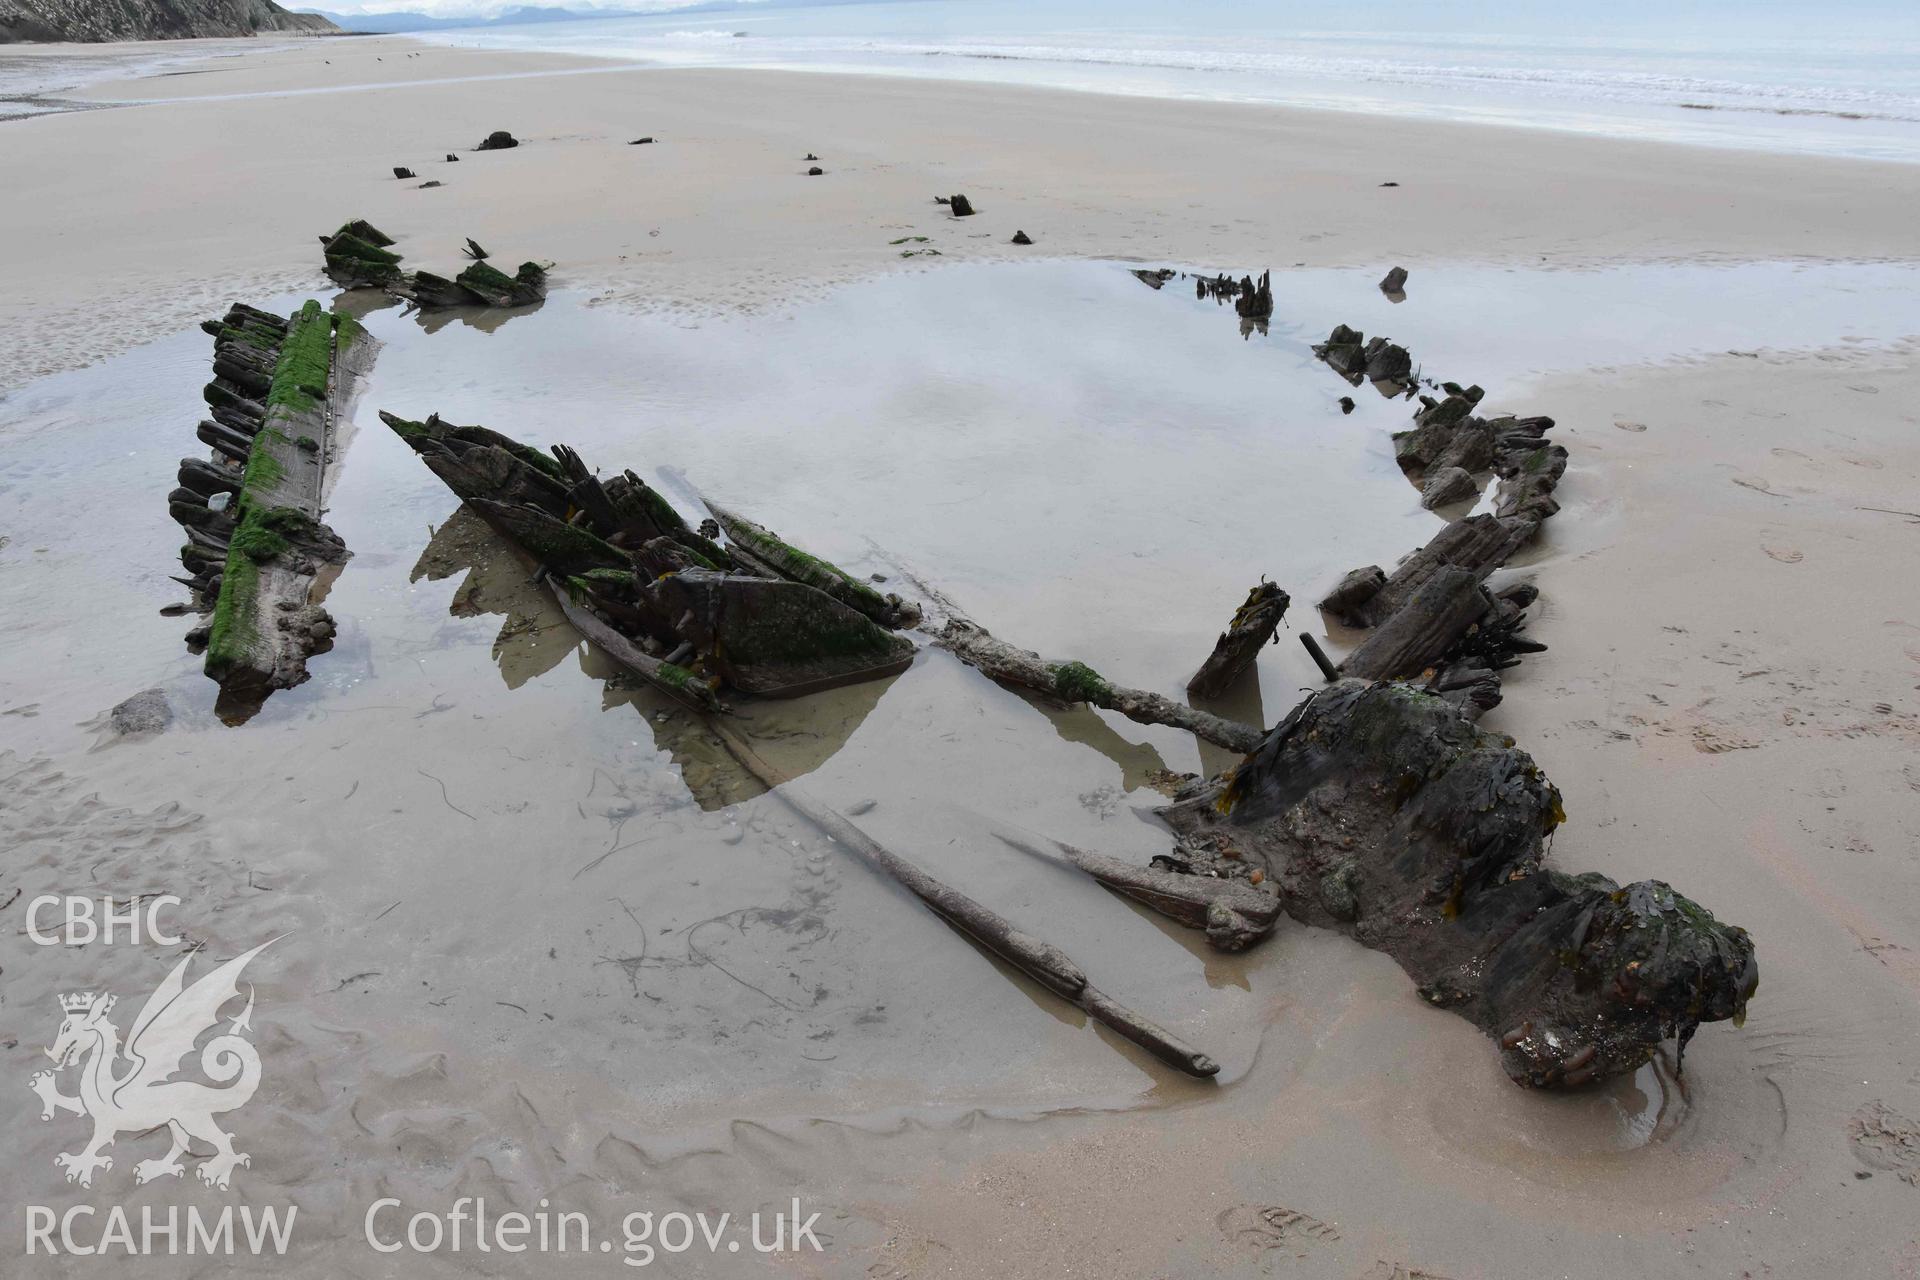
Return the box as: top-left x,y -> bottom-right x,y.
1,258 -> 1917,1160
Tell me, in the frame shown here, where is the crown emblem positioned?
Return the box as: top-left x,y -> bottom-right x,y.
58,992 -> 99,1013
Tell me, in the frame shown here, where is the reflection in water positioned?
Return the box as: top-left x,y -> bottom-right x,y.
407,506 -> 898,809
333,286 -> 545,335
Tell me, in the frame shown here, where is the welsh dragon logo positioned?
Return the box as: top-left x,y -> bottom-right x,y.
29,940 -> 273,1190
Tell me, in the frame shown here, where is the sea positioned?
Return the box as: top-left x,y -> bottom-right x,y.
411,0 -> 1920,162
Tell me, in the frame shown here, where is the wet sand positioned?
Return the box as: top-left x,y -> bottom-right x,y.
3,37 -> 1920,387
1,37 -> 1918,1280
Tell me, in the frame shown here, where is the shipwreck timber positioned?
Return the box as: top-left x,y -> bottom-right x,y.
1150,681 -> 1757,1087
351,269 -> 1754,1090
171,300 -> 375,720
385,409 -> 1221,1076
381,412 -> 918,702
1303,323 -> 1571,718
321,219 -> 548,310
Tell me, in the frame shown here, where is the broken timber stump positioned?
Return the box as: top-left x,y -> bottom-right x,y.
1187,581 -> 1289,699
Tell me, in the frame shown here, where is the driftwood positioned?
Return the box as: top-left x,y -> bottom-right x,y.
1186,581 -> 1288,699
933,616 -> 1266,756
1150,681 -> 1757,1087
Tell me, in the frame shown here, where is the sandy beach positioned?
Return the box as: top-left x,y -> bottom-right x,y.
2,32 -> 1918,1279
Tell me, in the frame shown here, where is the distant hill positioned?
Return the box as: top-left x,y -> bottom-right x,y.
305,6 -> 641,33
0,0 -> 338,42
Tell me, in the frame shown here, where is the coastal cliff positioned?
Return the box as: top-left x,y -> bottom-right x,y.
0,0 -> 337,42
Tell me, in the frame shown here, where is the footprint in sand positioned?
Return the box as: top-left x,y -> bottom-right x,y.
1837,453 -> 1885,470
1692,725 -> 1760,754
1763,546 -> 1804,563
1613,420 -> 1647,432
1848,1100 -> 1920,1184
1732,475 -> 1784,497
1770,447 -> 1812,462
1217,1204 -> 1339,1256
1847,384 -> 1881,394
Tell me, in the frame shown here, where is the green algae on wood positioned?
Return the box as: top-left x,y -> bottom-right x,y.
699,498 -> 918,629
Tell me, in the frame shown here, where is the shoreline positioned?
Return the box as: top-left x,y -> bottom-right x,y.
1,35 -> 1919,1279
2,37 -> 1917,389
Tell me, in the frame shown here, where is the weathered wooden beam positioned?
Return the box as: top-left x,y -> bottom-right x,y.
1339,565 -> 1490,682
934,616 -> 1266,756
1187,581 -> 1288,699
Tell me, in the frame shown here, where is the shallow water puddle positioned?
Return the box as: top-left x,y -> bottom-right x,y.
1,259 -> 1918,1146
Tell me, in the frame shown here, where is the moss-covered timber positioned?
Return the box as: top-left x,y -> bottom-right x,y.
199,302 -> 372,709
933,616 -> 1266,755
698,498 -> 919,629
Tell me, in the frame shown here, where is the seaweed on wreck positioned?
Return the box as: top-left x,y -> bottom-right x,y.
318,219 -> 549,311
171,299 -> 376,721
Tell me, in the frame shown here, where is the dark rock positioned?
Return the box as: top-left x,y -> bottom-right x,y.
392,167 -> 415,179
1339,396 -> 1355,414
807,166 -> 824,176
1379,266 -> 1409,294
948,193 -> 976,217
1379,181 -> 1400,187
1011,230 -> 1033,245
476,131 -> 519,151
417,180 -> 443,189
629,137 -> 655,145
803,152 -> 819,161
446,154 -> 460,162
